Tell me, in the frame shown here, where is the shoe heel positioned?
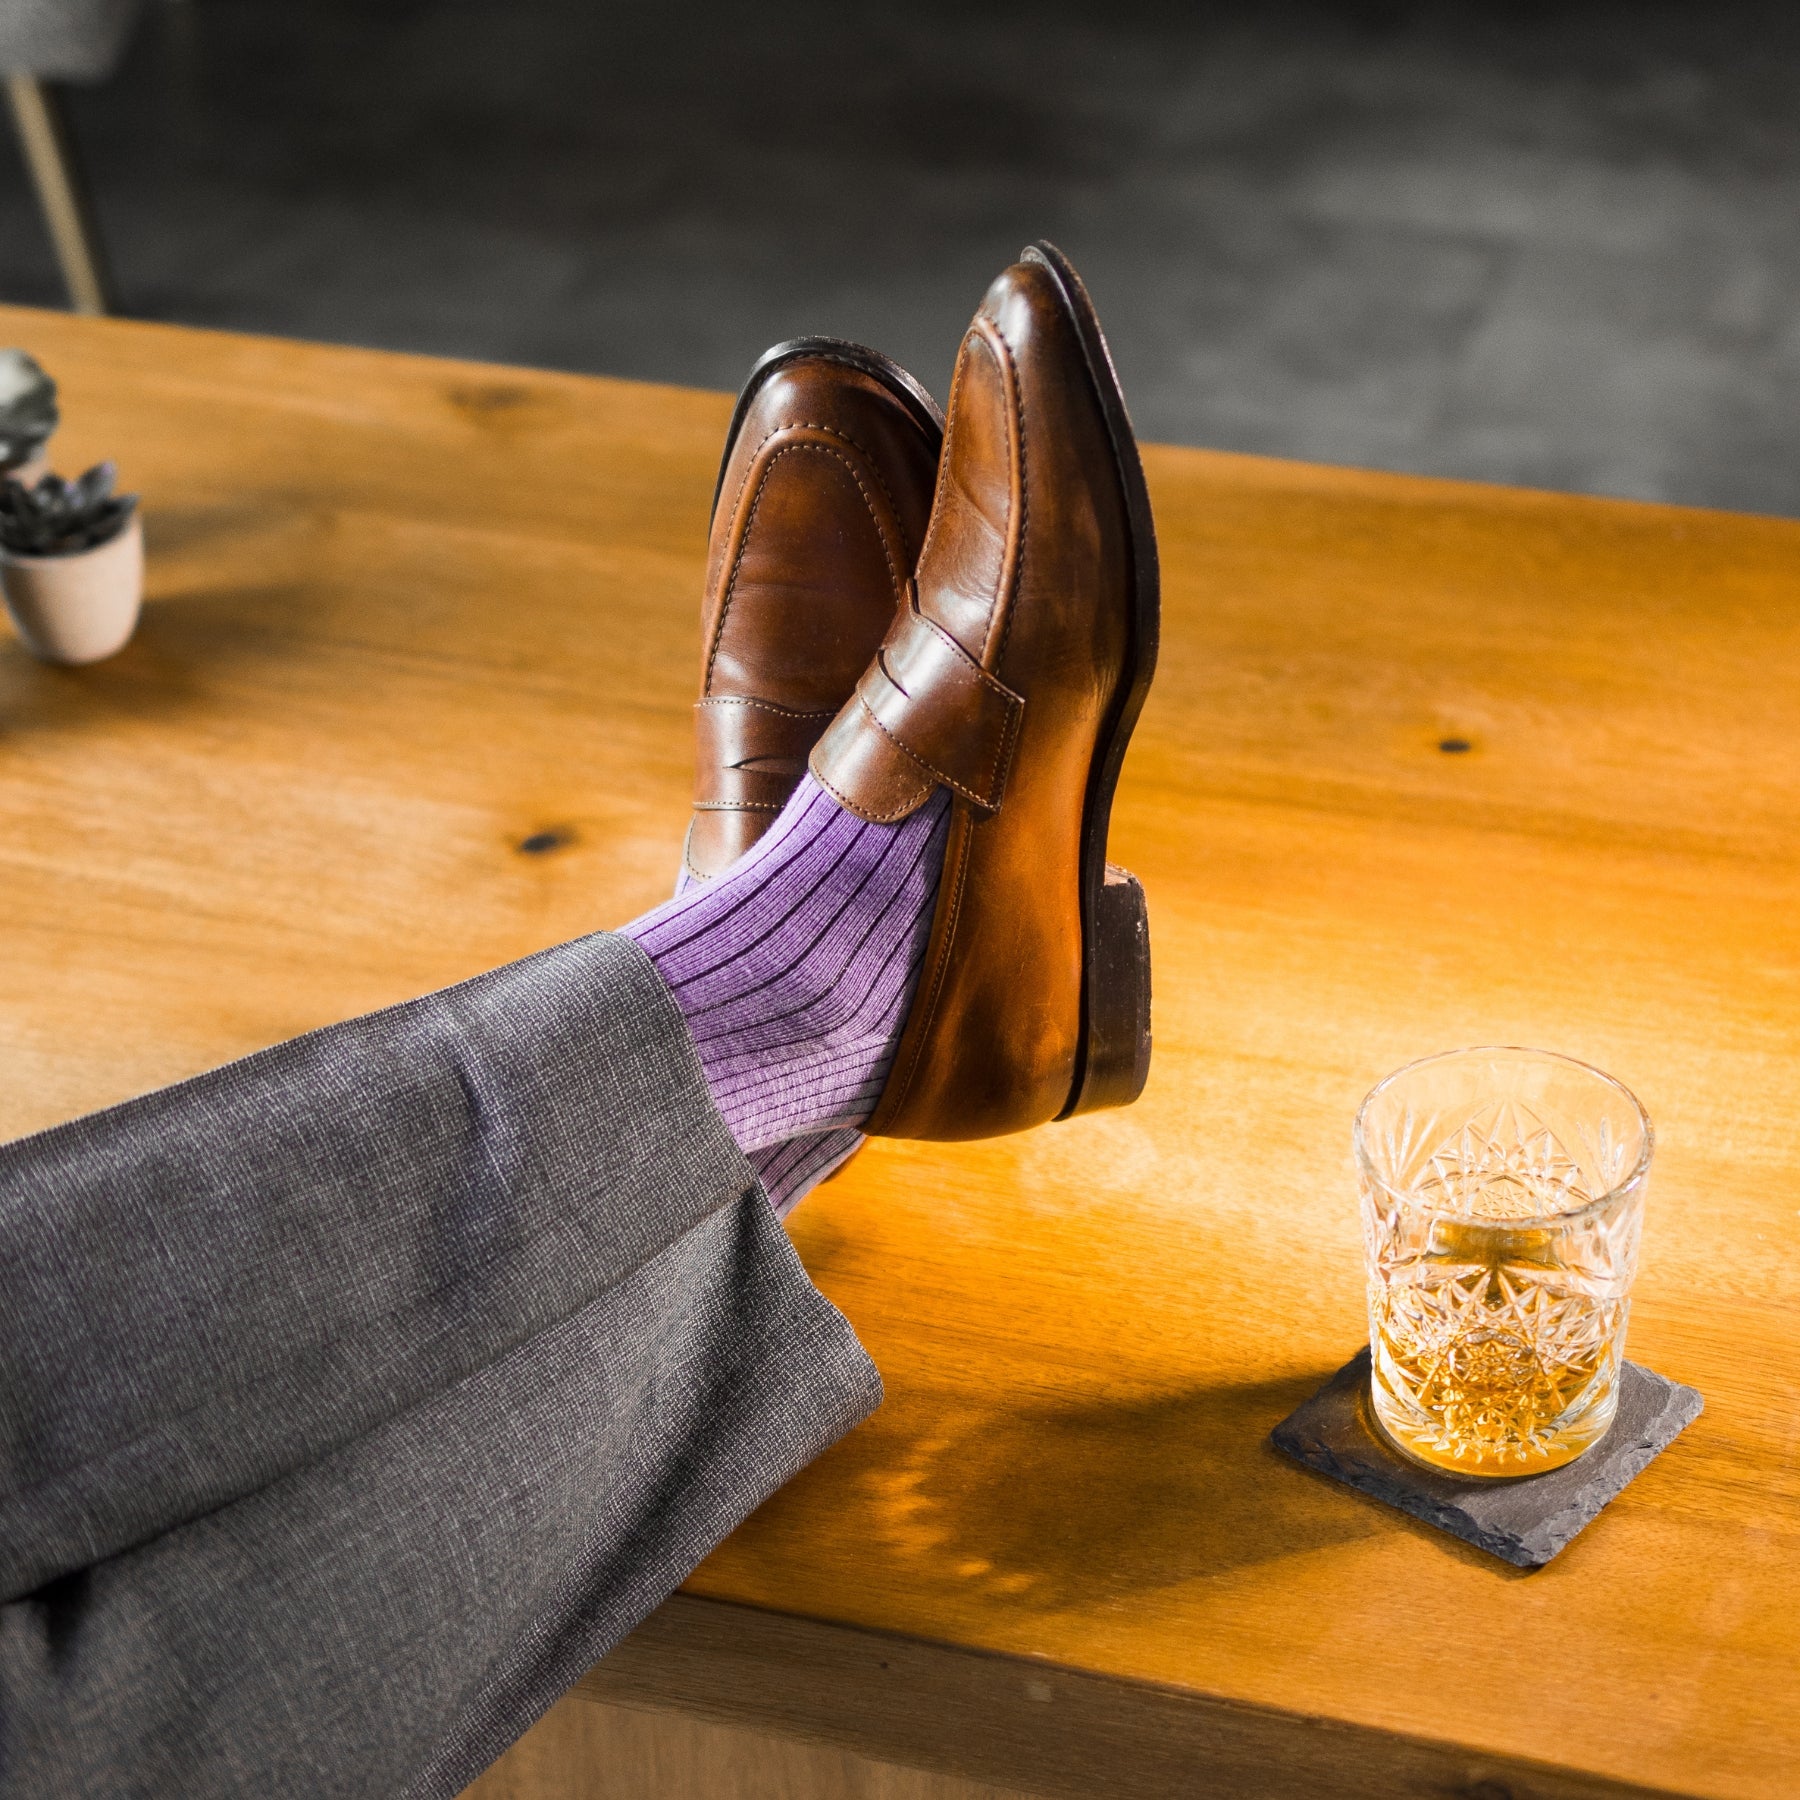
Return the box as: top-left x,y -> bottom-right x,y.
1064,863 -> 1152,1117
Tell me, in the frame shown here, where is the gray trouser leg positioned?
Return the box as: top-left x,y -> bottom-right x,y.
0,933 -> 880,1797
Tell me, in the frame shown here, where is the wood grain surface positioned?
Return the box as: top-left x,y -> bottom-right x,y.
3,305 -> 1797,1800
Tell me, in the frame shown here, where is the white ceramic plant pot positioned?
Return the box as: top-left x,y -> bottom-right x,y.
1,515 -> 144,665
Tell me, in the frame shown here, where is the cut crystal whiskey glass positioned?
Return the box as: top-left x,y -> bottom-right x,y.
1355,1048 -> 1654,1478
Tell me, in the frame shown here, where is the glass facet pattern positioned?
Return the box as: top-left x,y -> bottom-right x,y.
1355,1049 -> 1653,1477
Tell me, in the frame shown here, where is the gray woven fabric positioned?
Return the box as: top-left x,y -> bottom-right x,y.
0,0 -> 142,78
0,931 -> 882,1796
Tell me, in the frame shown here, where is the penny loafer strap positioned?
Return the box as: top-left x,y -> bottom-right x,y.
694,696 -> 834,812
851,596 -> 1025,812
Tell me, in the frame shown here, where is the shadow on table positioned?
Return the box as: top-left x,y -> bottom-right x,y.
843,1371 -> 1406,1610
0,579 -> 307,741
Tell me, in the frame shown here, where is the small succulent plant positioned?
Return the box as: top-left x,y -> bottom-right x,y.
0,462 -> 139,558
0,349 -> 58,471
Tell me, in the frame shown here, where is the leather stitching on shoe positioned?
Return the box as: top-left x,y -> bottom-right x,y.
809,758 -> 929,825
696,696 -> 837,722
983,317 -> 1028,674
704,434 -> 911,694
850,694 -> 1003,814
849,611 -> 1024,811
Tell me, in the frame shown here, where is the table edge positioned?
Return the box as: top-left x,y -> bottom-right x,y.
582,1594 -> 1700,1800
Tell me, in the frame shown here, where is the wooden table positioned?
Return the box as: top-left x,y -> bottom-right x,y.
4,305 -> 1798,1800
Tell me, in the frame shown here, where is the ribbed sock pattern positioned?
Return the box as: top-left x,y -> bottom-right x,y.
672,814 -> 879,1216
750,1127 -> 866,1219
625,776 -> 950,1155
675,866 -> 872,1215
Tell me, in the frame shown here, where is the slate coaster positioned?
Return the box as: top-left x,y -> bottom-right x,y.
1270,1347 -> 1703,1568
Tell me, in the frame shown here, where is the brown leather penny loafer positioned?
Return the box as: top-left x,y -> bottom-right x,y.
685,337 -> 943,884
810,243 -> 1159,1139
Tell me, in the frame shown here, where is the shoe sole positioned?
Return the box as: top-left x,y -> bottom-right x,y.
710,336 -> 946,523
1021,242 -> 1162,1120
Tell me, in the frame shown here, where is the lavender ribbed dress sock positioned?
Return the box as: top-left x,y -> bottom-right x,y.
625,777 -> 949,1178
746,1127 -> 866,1219
670,817 -> 879,1217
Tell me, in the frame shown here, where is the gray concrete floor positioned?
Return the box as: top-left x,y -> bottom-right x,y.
6,0 -> 1800,514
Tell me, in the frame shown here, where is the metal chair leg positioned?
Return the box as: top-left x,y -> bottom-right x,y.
5,73 -> 114,316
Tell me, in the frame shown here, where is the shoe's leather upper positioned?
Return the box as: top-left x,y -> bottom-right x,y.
811,259 -> 1136,1138
687,356 -> 939,882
